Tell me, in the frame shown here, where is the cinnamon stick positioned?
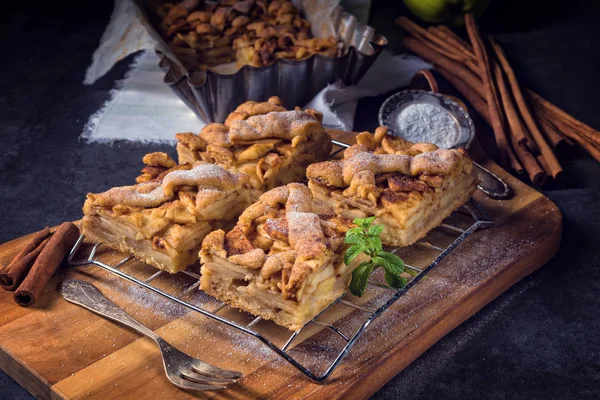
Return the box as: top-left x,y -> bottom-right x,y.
428,27 -> 479,73
436,67 -> 491,125
401,17 -> 600,173
434,24 -> 599,153
492,61 -> 539,155
507,146 -> 526,175
397,17 -> 478,71
564,133 -> 600,163
533,101 -> 600,148
438,25 -> 474,53
536,154 -> 550,172
402,37 -> 486,99
538,114 -> 573,148
547,114 -> 600,162
0,237 -> 51,291
490,39 -> 562,178
2,227 -> 51,273
406,16 -> 600,167
14,222 -> 79,307
465,13 -> 511,168
523,129 -> 540,154
493,62 -> 528,146
511,139 -> 547,185
438,65 -> 524,172
527,90 -> 600,145
536,154 -> 562,182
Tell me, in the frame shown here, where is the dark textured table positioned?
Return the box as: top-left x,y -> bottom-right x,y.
1,1 -> 599,399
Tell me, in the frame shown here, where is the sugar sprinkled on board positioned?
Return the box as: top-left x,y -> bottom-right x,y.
396,103 -> 459,148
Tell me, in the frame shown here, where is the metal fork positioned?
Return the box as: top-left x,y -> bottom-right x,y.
60,279 -> 242,391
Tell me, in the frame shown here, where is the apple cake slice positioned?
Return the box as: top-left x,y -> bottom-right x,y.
306,131 -> 478,247
175,96 -> 332,191
199,183 -> 363,330
83,153 -> 259,274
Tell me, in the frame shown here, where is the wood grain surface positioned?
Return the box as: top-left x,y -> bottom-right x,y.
0,131 -> 562,400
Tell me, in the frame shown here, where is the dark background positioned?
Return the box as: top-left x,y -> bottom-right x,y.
1,0 -> 599,399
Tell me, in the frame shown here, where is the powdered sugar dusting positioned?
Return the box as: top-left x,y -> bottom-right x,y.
162,163 -> 235,189
396,103 -> 459,148
92,182 -> 170,208
342,152 -> 412,184
230,110 -> 318,141
411,149 -> 462,175
91,163 -> 236,207
286,211 -> 322,246
248,110 -> 316,128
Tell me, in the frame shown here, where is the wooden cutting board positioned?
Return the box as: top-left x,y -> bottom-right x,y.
0,131 -> 562,400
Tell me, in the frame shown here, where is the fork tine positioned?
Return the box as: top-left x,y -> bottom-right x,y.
170,375 -> 226,391
191,361 -> 243,380
181,370 -> 237,384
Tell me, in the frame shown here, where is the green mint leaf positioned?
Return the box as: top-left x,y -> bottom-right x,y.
346,227 -> 365,237
375,251 -> 405,274
384,270 -> 407,289
344,229 -> 367,246
353,216 -> 377,229
367,236 -> 383,254
371,256 -> 393,271
349,261 -> 375,297
345,215 -> 407,295
344,244 -> 367,265
367,224 -> 384,237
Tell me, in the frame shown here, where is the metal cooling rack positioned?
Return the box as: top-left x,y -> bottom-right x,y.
67,199 -> 492,382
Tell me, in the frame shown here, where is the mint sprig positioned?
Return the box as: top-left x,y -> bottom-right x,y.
345,217 -> 407,297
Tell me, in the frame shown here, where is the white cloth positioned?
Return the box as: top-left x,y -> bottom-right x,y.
82,50 -> 431,143
82,51 -> 202,144
306,51 -> 432,130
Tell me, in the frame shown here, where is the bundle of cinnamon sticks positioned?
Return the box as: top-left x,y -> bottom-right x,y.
396,14 -> 600,185
0,222 -> 79,307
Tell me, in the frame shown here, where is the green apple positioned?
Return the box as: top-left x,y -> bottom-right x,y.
403,0 -> 490,26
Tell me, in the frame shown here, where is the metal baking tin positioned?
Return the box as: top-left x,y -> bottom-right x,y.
156,6 -> 387,123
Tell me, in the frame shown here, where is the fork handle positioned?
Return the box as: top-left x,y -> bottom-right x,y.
61,280 -> 160,341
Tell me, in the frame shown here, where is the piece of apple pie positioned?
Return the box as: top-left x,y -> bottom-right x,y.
157,0 -> 339,71
306,128 -> 478,247
199,183 -> 362,330
176,96 -> 332,190
82,152 -> 259,274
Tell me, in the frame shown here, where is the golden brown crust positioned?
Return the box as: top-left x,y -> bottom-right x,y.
307,140 -> 472,191
228,110 -> 323,143
83,154 -> 260,273
200,183 -> 352,301
175,132 -> 207,151
88,162 -> 246,209
356,126 -> 439,156
136,152 -> 180,183
176,97 -> 332,190
306,127 -> 478,247
224,97 -> 286,126
142,152 -> 177,168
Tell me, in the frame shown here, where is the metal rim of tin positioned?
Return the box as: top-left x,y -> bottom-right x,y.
378,90 -> 476,150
